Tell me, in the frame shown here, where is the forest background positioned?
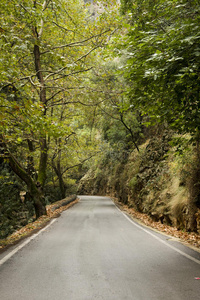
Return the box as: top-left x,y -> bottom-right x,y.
0,0 -> 200,241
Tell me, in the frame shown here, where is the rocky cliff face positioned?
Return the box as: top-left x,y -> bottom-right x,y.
78,132 -> 200,233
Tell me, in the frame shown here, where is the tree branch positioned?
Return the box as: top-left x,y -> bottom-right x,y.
120,113 -> 140,152
61,153 -> 99,175
52,21 -> 76,34
41,30 -> 111,55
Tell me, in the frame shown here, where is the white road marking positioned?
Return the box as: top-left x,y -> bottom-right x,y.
1,199 -> 199,268
116,205 -> 200,265
0,219 -> 57,266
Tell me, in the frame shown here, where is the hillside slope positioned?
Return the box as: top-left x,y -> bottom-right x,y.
78,131 -> 200,234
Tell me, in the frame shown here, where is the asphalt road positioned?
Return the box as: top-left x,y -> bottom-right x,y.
0,196 -> 200,300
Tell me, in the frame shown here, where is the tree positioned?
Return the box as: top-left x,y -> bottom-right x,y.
119,0 -> 200,137
0,0 -> 117,217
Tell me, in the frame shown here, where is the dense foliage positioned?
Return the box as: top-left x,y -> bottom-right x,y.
120,0 -> 200,136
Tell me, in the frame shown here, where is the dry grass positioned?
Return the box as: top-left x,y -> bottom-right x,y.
168,177 -> 188,218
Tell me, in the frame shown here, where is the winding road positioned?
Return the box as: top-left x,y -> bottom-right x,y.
0,196 -> 200,299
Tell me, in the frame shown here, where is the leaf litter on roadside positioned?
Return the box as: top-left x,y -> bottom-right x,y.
0,198 -> 79,250
114,200 -> 200,249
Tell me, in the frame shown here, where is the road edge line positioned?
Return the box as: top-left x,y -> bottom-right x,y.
115,205 -> 200,265
0,219 -> 57,267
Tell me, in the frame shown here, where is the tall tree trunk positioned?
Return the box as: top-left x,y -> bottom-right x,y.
38,137 -> 48,187
57,139 -> 66,198
57,169 -> 66,199
34,44 -> 47,105
27,139 -> 36,178
52,149 -> 66,199
30,182 -> 47,218
33,43 -> 48,188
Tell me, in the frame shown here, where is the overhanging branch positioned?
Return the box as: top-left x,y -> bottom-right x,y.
41,30 -> 111,55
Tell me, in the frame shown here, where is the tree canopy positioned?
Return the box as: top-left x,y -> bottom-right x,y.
119,0 -> 200,137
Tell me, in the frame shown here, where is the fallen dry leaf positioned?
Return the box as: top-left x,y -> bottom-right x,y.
114,199 -> 200,250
